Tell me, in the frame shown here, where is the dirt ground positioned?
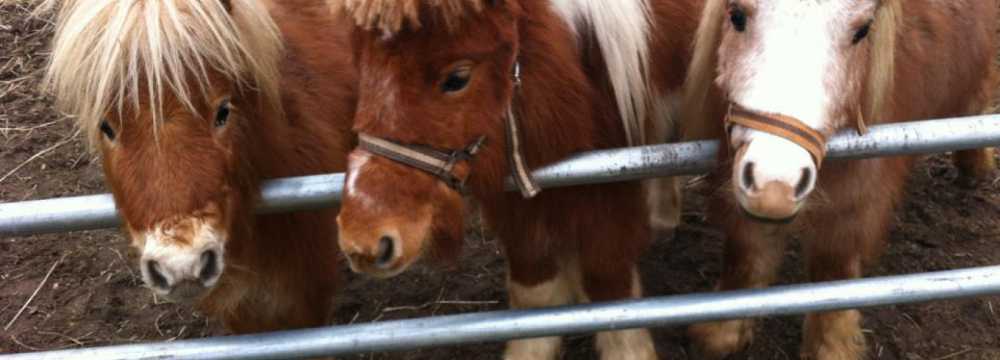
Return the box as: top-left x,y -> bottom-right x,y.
2,3 -> 1000,360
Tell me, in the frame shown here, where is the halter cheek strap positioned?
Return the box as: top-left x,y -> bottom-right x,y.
725,104 -> 828,169
506,62 -> 541,198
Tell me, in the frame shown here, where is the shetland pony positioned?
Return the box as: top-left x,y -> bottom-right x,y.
681,0 -> 998,358
332,0 -> 701,358
44,0 -> 356,333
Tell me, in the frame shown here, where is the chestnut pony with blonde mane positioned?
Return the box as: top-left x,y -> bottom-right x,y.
44,0 -> 356,333
333,0 -> 700,358
682,0 -> 997,358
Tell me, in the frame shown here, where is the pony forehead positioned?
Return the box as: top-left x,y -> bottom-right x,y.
337,0 -> 490,36
741,0 -> 879,13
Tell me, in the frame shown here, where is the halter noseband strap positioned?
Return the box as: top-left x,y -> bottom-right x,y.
357,61 -> 541,198
358,133 -> 486,193
725,104 -> 828,169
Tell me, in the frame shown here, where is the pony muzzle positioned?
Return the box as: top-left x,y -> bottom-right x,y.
339,150 -> 462,279
337,215 -> 428,279
342,231 -> 409,278
731,139 -> 815,222
727,105 -> 824,221
137,223 -> 226,301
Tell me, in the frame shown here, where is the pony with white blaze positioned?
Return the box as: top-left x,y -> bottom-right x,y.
334,0 -> 702,358
682,0 -> 997,358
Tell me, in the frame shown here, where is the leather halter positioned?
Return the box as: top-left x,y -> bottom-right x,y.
358,133 -> 486,193
725,104 -> 870,169
357,61 -> 541,198
725,104 -> 829,169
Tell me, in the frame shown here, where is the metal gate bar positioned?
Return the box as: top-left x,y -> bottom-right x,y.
3,114 -> 1000,237
3,265 -> 999,360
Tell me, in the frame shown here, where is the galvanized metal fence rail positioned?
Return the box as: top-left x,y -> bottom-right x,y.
4,114 -> 1000,236
2,114 -> 1000,359
3,266 -> 1000,360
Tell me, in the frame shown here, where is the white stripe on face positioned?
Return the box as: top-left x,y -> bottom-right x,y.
723,0 -> 878,133
719,0 -> 876,202
344,151 -> 376,209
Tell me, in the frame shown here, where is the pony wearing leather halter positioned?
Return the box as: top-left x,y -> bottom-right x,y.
682,0 -> 998,358
44,0 -> 356,333
333,0 -> 701,358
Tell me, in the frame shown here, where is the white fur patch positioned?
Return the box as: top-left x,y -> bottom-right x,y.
549,0 -> 653,146
583,267 -> 657,359
729,0 -> 877,127
504,270 -> 575,359
345,152 -> 370,195
595,328 -> 657,360
503,336 -> 563,360
726,0 -> 876,193
139,218 -> 225,294
731,2 -> 848,130
344,152 -> 376,209
507,274 -> 575,309
733,131 -> 815,190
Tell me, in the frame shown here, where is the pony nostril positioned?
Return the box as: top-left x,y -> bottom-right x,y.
741,162 -> 756,191
375,236 -> 395,268
795,167 -> 814,199
198,249 -> 220,283
145,260 -> 169,289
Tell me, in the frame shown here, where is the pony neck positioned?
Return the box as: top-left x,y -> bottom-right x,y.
469,1 -> 627,200
516,1 -> 626,163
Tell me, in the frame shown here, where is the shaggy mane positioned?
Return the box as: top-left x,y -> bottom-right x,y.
42,0 -> 283,147
679,0 -> 726,141
335,0 -> 486,36
552,0 -> 655,146
866,0 -> 900,123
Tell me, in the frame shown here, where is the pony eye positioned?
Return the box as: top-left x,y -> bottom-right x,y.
852,21 -> 872,45
99,119 -> 116,141
214,100 -> 231,128
441,69 -> 472,94
729,7 -> 747,32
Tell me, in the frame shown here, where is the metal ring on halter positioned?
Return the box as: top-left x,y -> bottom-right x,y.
512,61 -> 522,88
725,104 -> 829,169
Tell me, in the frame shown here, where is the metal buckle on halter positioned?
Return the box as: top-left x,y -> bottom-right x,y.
512,61 -> 522,88
439,136 -> 488,192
